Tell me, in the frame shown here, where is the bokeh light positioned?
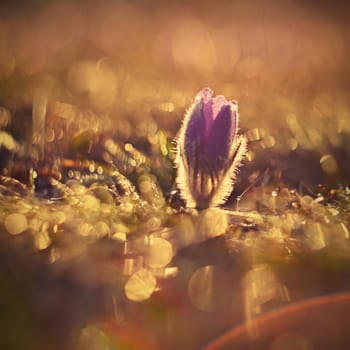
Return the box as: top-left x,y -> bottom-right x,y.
0,0 -> 349,349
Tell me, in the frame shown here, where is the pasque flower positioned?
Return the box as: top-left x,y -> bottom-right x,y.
175,88 -> 247,209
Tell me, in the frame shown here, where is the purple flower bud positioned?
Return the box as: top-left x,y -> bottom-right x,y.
175,88 -> 247,209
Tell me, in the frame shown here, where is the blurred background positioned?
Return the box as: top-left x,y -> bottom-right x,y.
0,0 -> 349,188
0,1 -> 350,350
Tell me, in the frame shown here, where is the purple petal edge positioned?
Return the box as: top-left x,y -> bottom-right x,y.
211,95 -> 229,120
188,88 -> 239,144
194,87 -> 213,104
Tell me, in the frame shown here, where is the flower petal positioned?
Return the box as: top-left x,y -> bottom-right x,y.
194,87 -> 213,104
196,89 -> 229,142
175,88 -> 247,209
211,95 -> 229,120
184,100 -> 205,150
207,104 -> 236,161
